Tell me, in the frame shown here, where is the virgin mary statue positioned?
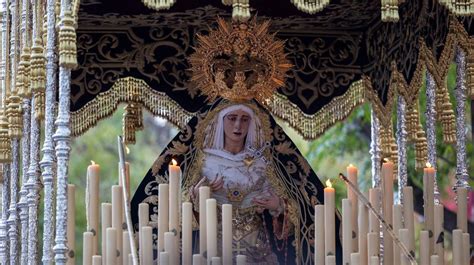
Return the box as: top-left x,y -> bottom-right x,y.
131,99 -> 342,265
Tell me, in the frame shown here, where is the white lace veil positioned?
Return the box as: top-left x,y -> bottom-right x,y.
203,104 -> 264,150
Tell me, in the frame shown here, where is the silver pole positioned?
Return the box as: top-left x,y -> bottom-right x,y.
396,95 -> 408,204
370,108 -> 382,188
26,0 -> 43,263
53,0 -> 73,263
425,71 -> 440,204
40,0 -> 58,261
454,49 -> 471,191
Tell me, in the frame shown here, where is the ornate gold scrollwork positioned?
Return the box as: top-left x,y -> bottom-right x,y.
188,18 -> 292,105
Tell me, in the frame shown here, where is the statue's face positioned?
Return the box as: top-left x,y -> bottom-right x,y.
223,109 -> 251,146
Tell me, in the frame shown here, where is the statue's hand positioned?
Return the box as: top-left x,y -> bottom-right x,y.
252,191 -> 281,212
209,175 -> 224,191
191,175 -> 224,199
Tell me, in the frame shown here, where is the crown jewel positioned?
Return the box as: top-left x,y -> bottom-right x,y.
188,17 -> 292,103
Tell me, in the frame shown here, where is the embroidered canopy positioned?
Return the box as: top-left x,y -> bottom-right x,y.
71,0 -> 474,140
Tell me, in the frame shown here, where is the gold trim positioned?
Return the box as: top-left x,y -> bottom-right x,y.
70,77 -> 194,137
266,80 -> 366,140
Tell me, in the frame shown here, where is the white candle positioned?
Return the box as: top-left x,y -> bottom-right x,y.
87,161 -> 100,255
314,205 -> 325,265
457,187 -> 468,233
67,184 -> 76,265
324,180 -> 335,256
370,256 -> 379,265
325,255 -> 336,265
452,229 -> 463,265
347,164 -> 359,251
399,229 -> 410,265
169,159 -> 181,234
367,232 -> 379,258
182,202 -> 193,265
83,231 -> 94,265
101,203 -> 112,265
358,196 -> 369,265
199,186 -> 210,258
430,255 -> 440,265
122,231 -> 131,265
369,188 -> 381,234
423,163 -> 435,255
222,204 -> 232,265
462,233 -> 470,265
381,160 -> 394,265
158,183 -> 169,253
160,252 -> 170,265
193,254 -> 203,265
393,204 -> 403,265
164,231 -> 178,265
342,199 -> 352,265
92,255 -> 102,265
106,228 -> 117,265
207,198 -> 217,261
402,186 -> 415,252
138,203 -> 149,262
350,253 -> 360,265
211,257 -> 221,265
236,255 -> 247,265
420,230 -> 429,265
142,226 -> 153,265
111,185 -> 123,265
433,204 -> 444,265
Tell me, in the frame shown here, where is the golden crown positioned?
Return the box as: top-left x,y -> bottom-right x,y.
188,17 -> 292,103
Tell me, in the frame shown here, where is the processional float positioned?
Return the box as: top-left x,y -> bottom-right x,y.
0,0 -> 473,264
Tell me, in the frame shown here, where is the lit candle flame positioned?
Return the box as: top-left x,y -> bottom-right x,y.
349,163 -> 354,167
325,179 -> 333,188
426,162 -> 432,168
383,158 -> 389,163
91,160 -> 95,165
126,146 -> 130,154
171,159 -> 178,166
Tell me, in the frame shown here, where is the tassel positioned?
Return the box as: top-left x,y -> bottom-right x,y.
381,0 -> 399,22
414,125 -> 428,170
58,11 -> 77,68
122,103 -> 143,145
439,88 -> 457,144
0,108 -> 12,163
406,104 -> 418,142
17,47 -> 32,99
467,54 -> 474,99
389,125 -> 398,177
30,38 -> 46,120
7,91 -> 23,139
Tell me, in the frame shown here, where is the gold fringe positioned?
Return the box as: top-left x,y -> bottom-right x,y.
266,80 -> 366,140
70,77 -> 194,137
58,10 -> 77,68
